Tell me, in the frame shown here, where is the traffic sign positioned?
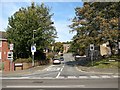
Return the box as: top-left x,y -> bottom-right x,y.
7,52 -> 13,60
10,44 -> 14,50
31,45 -> 36,52
90,44 -> 94,51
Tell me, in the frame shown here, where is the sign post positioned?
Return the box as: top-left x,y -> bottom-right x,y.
118,42 -> 120,55
31,45 -> 36,67
90,44 -> 94,66
8,44 -> 14,71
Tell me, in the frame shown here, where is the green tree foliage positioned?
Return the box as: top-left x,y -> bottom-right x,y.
70,2 -> 119,55
53,42 -> 64,53
6,3 -> 57,59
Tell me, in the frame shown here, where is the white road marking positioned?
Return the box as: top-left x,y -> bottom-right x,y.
79,76 -> 88,79
6,85 -> 85,88
2,75 -> 119,80
56,72 -> 61,78
20,77 -> 30,79
57,76 -> 65,79
67,76 -> 77,79
56,65 -> 65,78
112,75 -> 119,78
101,75 -> 111,78
90,76 -> 99,78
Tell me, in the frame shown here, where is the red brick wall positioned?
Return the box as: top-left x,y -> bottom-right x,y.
1,40 -> 13,71
3,60 -> 10,71
3,60 -> 14,71
2,40 -> 10,61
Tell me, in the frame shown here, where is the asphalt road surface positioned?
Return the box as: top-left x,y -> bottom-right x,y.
1,53 -> 119,90
2,78 -> 119,89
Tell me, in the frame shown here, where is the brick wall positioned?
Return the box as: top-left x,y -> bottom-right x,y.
2,40 -> 10,61
3,60 -> 14,71
1,40 -> 13,71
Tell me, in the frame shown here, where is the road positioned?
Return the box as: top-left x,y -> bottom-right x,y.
1,53 -> 119,89
2,78 -> 118,89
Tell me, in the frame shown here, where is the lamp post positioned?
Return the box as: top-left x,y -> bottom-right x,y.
32,30 -> 36,67
118,17 -> 120,55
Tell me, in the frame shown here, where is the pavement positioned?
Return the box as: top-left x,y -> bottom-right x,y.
1,55 -> 119,77
76,65 -> 119,74
2,64 -> 50,77
2,64 -> 119,77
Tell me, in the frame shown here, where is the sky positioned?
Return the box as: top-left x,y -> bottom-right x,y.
0,0 -> 83,42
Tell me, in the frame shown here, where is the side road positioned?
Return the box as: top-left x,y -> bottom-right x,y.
2,64 -> 50,77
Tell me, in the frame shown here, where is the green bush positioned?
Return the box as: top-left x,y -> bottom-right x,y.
0,62 -> 4,70
14,57 -> 32,63
46,52 -> 54,60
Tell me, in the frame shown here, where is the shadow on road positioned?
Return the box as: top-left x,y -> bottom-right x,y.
65,61 -> 77,67
65,57 -> 91,67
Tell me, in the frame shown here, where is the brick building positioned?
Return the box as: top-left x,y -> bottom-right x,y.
63,44 -> 71,53
0,31 -> 13,71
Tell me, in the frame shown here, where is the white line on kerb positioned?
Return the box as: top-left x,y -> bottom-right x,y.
56,65 -> 65,78
6,85 -> 85,88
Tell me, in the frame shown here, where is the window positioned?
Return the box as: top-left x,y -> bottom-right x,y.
0,52 -> 1,59
0,41 -> 2,47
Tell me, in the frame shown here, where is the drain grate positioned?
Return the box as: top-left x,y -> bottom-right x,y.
33,81 -> 43,83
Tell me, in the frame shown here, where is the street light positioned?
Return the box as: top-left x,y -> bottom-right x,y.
32,30 -> 36,67
33,30 -> 36,44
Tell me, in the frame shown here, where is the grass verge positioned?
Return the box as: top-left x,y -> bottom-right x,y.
87,55 -> 120,69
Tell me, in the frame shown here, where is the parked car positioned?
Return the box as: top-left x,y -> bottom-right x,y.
53,58 -> 61,64
60,57 -> 64,61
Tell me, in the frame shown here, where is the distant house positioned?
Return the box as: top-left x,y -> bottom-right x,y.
63,44 -> 71,53
100,42 -> 111,56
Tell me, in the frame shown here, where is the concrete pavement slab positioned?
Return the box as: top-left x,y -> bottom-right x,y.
2,64 -> 50,77
76,66 -> 119,74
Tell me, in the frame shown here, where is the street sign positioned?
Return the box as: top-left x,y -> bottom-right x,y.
7,52 -> 13,60
90,44 -> 94,51
10,44 -> 14,50
31,45 -> 36,52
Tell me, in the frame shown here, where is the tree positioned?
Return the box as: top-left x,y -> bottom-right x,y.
6,2 -> 57,59
53,42 -> 64,53
70,2 -> 119,55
